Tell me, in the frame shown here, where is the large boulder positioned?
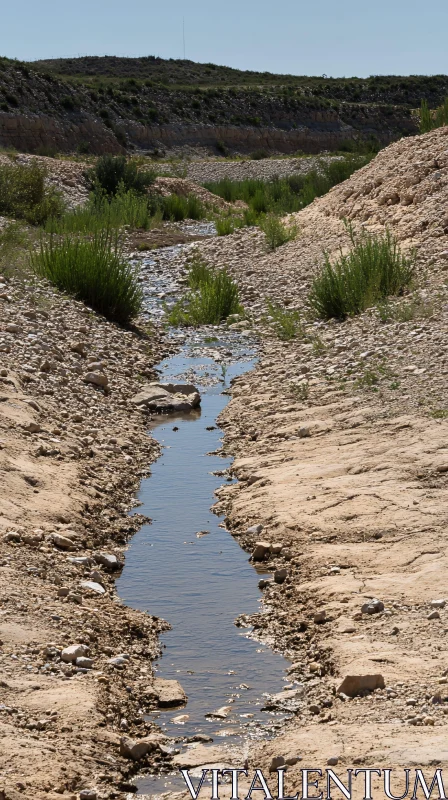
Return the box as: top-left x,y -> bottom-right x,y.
130,382 -> 201,414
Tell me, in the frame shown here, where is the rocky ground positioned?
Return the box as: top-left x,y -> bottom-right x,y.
2,127 -> 448,798
0,269 -> 193,799
181,127 -> 448,786
158,155 -> 338,183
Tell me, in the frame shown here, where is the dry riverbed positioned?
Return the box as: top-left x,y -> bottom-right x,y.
2,130 -> 448,798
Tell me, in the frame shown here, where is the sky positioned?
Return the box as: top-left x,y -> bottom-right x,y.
2,0 -> 447,78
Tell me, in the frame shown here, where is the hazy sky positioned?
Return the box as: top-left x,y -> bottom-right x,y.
2,0 -> 447,78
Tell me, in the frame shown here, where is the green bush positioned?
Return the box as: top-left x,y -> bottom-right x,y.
46,188 -> 152,234
157,192 -> 205,221
308,227 -> 415,320
168,259 -> 242,326
261,214 -> 297,249
85,155 -> 155,197
266,300 -> 303,340
419,98 -> 448,133
31,229 -> 142,324
0,162 -> 64,224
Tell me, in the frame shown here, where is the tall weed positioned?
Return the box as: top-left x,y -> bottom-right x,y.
31,229 -> 142,324
168,259 -> 242,326
309,227 -> 415,320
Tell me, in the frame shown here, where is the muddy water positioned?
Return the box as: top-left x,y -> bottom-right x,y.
118,235 -> 291,794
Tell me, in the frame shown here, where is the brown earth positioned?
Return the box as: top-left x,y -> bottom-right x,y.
187,127 -> 448,786
2,128 -> 448,798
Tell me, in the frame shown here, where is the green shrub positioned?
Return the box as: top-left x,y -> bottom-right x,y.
157,193 -> 205,221
266,300 -> 303,340
308,227 -> 415,320
31,229 -> 142,324
215,216 -> 244,235
85,155 -> 155,197
419,98 -> 448,133
0,162 -> 65,224
47,188 -> 152,234
168,259 -> 242,326
261,214 -> 297,249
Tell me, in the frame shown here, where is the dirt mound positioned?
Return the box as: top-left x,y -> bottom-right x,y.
0,152 -> 88,208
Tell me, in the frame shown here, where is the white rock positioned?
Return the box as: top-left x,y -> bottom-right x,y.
61,644 -> 89,663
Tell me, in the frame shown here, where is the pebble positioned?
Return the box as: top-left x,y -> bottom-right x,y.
313,609 -> 326,624
428,610 -> 441,620
61,644 -> 89,663
269,756 -> 285,772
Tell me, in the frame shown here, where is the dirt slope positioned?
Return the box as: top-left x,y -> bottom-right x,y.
0,272 -> 175,799
183,128 -> 448,784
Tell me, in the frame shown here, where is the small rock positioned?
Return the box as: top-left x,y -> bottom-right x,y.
119,736 -> 157,761
154,677 -> 187,707
314,609 -> 326,624
274,568 -> 287,584
361,598 -> 384,615
252,541 -> 271,561
337,674 -> 385,697
52,534 -> 77,551
94,552 -> 122,571
79,791 -> 97,800
269,756 -> 285,773
431,599 -> 446,608
61,644 -> 89,663
247,524 -> 264,535
76,657 -> 94,669
428,610 -> 441,620
80,581 -> 105,595
83,372 -> 108,388
327,757 -> 339,767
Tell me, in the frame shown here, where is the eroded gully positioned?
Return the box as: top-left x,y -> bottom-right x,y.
116,225 -> 292,796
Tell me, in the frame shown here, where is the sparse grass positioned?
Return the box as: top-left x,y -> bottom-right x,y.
266,300 -> 303,340
377,295 -> 434,323
290,382 -> 309,401
309,227 -> 415,320
168,258 -> 242,326
431,409 -> 448,419
0,221 -> 34,278
85,154 -> 155,197
215,216 -> 242,236
261,214 -> 297,249
31,228 -> 142,324
0,162 -> 65,225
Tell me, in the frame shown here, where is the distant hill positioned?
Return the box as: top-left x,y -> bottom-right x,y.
0,55 -> 447,156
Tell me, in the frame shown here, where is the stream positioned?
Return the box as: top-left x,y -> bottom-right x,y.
117,228 -> 292,795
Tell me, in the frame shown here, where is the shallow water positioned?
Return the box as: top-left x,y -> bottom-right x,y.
117,240 -> 291,795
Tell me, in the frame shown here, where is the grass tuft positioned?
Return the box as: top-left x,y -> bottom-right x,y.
308,227 -> 415,320
168,255 -> 242,326
266,300 -> 303,340
31,228 -> 143,324
261,214 -> 297,250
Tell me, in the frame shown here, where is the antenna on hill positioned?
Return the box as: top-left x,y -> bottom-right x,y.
183,17 -> 186,60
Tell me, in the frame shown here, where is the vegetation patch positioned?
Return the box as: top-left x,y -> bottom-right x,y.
266,300 -> 303,340
308,227 -> 415,320
85,154 -> 155,197
204,155 -> 371,218
261,214 -> 297,250
0,162 -> 64,225
168,253 -> 242,326
31,228 -> 143,324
